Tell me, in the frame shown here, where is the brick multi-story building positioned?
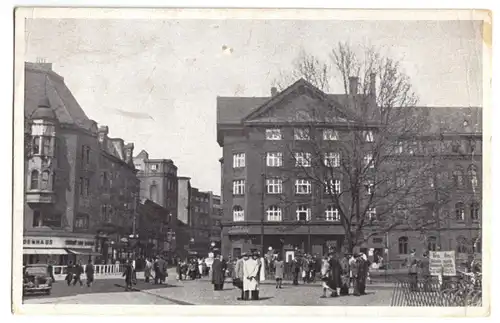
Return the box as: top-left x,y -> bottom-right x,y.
216,78 -> 482,266
208,192 -> 223,246
23,62 -> 139,265
188,188 -> 212,254
133,150 -> 178,257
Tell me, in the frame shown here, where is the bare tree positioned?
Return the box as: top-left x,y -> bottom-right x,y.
272,43 -> 459,253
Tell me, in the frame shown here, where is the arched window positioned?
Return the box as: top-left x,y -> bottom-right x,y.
30,170 -> 39,190
149,184 -> 158,203
32,136 -> 40,155
470,202 -> 480,221
266,205 -> 282,222
453,167 -> 464,187
456,236 -> 468,254
455,202 -> 465,221
468,165 -> 479,190
427,236 -> 437,252
233,206 -> 244,222
40,171 -> 50,190
398,236 -> 408,254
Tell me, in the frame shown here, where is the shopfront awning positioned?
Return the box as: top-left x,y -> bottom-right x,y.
66,249 -> 101,256
23,248 -> 68,255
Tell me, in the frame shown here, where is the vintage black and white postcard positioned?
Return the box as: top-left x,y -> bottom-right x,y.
12,7 -> 491,316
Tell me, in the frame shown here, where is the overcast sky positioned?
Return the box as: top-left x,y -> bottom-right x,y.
24,19 -> 483,194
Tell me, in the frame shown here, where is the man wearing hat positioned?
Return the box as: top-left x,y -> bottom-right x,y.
243,250 -> 261,300
233,253 -> 246,300
211,252 -> 225,291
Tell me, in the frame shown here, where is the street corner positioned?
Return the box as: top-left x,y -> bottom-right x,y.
143,279 -> 394,306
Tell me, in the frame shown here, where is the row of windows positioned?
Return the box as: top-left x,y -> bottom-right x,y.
233,152 -> 373,169
231,205 -> 373,222
265,128 -> 374,142
233,179 -> 348,196
29,170 -> 55,191
452,165 -> 480,190
397,236 -> 480,255
455,202 -> 480,221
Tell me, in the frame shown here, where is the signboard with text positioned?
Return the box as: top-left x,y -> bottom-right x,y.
429,251 -> 457,276
23,236 -> 95,249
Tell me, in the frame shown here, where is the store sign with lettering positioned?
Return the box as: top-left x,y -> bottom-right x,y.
23,236 -> 95,249
228,226 -> 249,235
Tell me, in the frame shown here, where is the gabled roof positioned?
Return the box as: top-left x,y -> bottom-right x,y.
25,62 -> 96,131
242,78 -> 350,123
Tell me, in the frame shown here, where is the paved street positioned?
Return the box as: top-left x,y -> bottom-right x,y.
24,273 -> 394,306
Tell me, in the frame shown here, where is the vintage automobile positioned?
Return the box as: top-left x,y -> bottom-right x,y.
23,264 -> 53,295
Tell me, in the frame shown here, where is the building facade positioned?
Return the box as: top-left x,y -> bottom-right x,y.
188,188 -> 212,254
208,192 -> 223,245
133,150 -> 179,256
23,62 -> 139,265
216,78 -> 482,266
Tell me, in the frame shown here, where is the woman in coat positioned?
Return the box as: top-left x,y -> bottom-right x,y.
274,255 -> 284,289
327,253 -> 342,297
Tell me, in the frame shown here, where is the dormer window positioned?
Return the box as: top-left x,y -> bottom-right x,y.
266,128 -> 282,140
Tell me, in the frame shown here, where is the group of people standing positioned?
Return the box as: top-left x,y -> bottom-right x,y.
143,256 -> 169,285
319,251 -> 371,298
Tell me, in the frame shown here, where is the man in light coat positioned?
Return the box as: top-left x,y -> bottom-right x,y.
243,251 -> 260,301
234,253 -> 247,300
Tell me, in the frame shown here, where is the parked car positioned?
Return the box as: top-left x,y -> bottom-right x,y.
23,264 -> 52,295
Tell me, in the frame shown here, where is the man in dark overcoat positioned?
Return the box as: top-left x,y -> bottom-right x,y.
291,257 -> 300,285
211,252 -> 225,291
358,254 -> 369,295
327,252 -> 342,297
122,260 -> 134,291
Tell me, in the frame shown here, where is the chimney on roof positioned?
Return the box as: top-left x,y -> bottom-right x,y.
98,125 -> 109,146
369,73 -> 376,97
271,87 -> 278,97
125,143 -> 135,164
348,76 -> 359,95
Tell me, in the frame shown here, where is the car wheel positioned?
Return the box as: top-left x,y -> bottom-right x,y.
46,290 -> 51,295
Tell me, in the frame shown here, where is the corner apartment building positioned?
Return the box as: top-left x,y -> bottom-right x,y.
23,62 -> 139,265
216,78 -> 482,266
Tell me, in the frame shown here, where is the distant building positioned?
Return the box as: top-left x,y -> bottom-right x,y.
23,62 -> 139,265
208,192 -> 223,245
133,150 -> 178,256
189,188 -> 212,254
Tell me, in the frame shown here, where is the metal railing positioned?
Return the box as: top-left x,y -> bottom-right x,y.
51,264 -> 126,277
390,275 -> 482,307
